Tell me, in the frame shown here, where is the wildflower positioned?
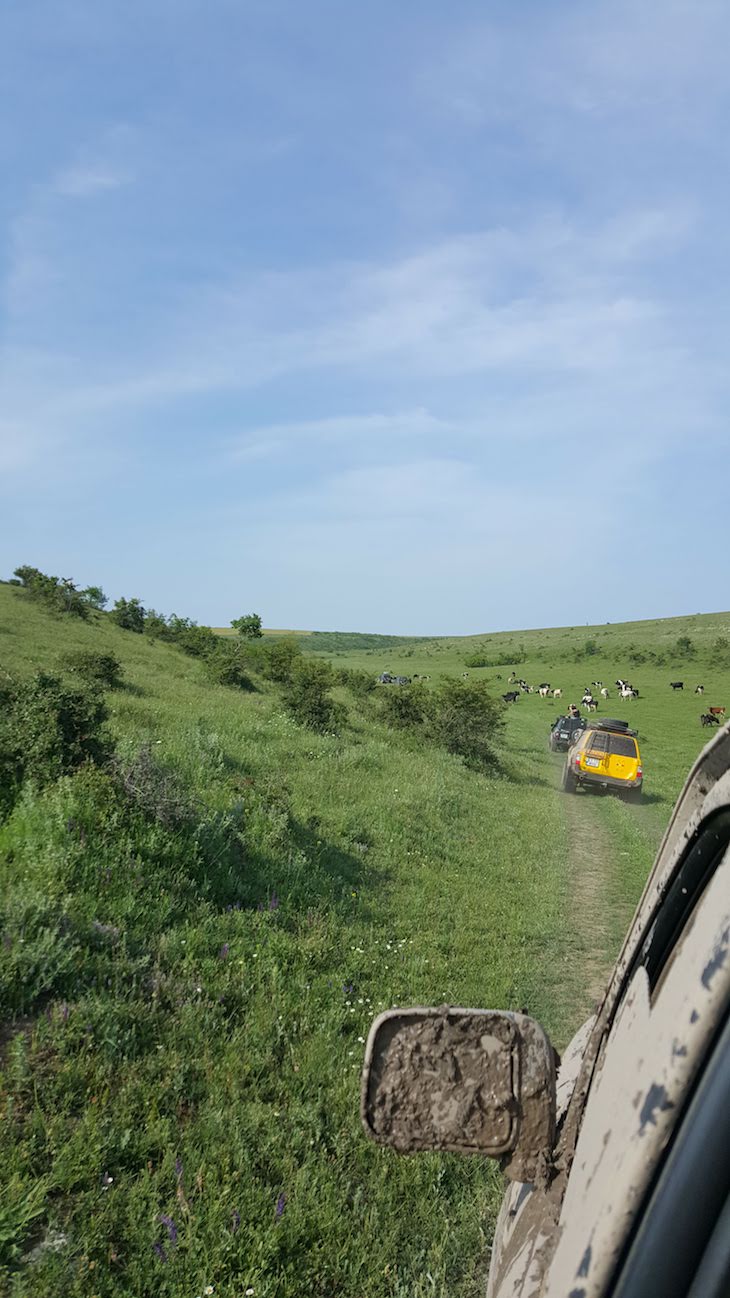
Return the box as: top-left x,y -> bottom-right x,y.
175,1157 -> 183,1181
231,1209 -> 241,1234
101,1172 -> 113,1190
342,982 -> 355,996
275,1192 -> 286,1220
219,943 -> 230,960
357,1037 -> 365,1044
245,1289 -> 255,1296
204,1287 -> 214,1295
152,1242 -> 167,1262
269,893 -> 279,912
158,1214 -> 178,1245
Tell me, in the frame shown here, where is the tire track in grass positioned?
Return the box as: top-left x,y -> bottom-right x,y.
548,755 -> 622,1025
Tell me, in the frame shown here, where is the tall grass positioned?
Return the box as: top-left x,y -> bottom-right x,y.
1,586 -> 726,1296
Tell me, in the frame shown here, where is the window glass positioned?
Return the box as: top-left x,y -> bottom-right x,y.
587,732 -> 609,752
610,734 -> 638,757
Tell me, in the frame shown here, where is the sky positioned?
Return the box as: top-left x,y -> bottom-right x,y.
1,0 -> 729,634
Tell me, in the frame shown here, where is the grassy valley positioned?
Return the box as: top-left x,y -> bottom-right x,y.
1,582 -> 729,1297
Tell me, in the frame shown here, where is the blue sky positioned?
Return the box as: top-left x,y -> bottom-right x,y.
1,0 -> 729,633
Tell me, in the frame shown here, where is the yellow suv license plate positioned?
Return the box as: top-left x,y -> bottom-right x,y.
585,758 -> 600,767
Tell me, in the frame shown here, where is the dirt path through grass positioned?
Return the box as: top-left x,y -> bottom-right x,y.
560,782 -> 617,1009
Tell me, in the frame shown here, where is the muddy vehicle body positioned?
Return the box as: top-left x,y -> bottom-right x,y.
362,722 -> 730,1297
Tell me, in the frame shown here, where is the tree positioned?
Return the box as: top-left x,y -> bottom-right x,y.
231,613 -> 263,639
81,585 -> 108,610
110,597 -> 146,633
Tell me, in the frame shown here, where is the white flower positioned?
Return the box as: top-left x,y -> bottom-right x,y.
357,1037 -> 365,1043
204,1288 -> 214,1296
246,1289 -> 255,1295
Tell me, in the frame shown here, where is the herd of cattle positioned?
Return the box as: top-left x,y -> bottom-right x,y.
497,674 -> 725,727
376,669 -> 725,726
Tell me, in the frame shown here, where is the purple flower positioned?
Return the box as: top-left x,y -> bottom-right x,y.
231,1209 -> 241,1234
219,943 -> 230,960
159,1214 -> 178,1245
343,982 -> 355,996
275,1192 -> 286,1220
153,1241 -> 168,1262
175,1157 -> 183,1181
269,893 -> 279,912
59,1003 -> 70,1023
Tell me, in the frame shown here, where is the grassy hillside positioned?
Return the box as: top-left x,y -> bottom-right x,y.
1,585 -> 727,1297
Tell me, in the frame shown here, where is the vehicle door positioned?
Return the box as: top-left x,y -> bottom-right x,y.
605,731 -> 639,782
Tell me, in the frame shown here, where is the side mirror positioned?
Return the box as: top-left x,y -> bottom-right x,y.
361,1006 -> 557,1183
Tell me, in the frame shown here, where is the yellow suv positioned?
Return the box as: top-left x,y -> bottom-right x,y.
562,717 -> 642,801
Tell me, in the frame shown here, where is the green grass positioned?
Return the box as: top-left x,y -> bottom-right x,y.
1,585 -> 728,1297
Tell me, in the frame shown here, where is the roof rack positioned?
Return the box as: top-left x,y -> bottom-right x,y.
592,717 -> 638,736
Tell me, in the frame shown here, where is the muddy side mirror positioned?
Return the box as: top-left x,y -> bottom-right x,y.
361,1006 -> 556,1183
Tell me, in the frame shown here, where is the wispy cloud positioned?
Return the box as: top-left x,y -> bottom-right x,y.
53,164 -> 133,196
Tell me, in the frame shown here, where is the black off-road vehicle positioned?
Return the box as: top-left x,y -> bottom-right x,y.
548,714 -> 586,752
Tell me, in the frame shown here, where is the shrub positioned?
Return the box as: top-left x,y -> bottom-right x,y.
110,596 -> 146,633
710,636 -> 730,668
426,678 -> 504,769
13,565 -> 90,619
380,683 -> 428,730
0,672 -> 111,816
142,608 -> 169,640
341,668 -> 377,700
674,635 -> 696,660
62,649 -> 125,689
258,637 -> 302,683
205,645 -> 255,689
175,623 -> 219,659
282,659 -> 346,733
464,654 -> 489,668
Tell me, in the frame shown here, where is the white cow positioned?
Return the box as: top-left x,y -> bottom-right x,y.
600,687 -> 610,699
552,688 -> 562,699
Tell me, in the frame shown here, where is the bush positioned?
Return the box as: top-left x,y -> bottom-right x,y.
282,659 -> 346,733
0,672 -> 111,816
674,635 -> 695,660
110,596 -> 146,633
258,637 -> 302,683
380,683 -> 428,730
62,649 -> 125,689
13,565 -> 90,619
142,608 -> 169,640
710,636 -> 730,668
341,668 -> 377,700
426,678 -> 504,769
205,645 -> 255,690
463,655 -> 489,668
